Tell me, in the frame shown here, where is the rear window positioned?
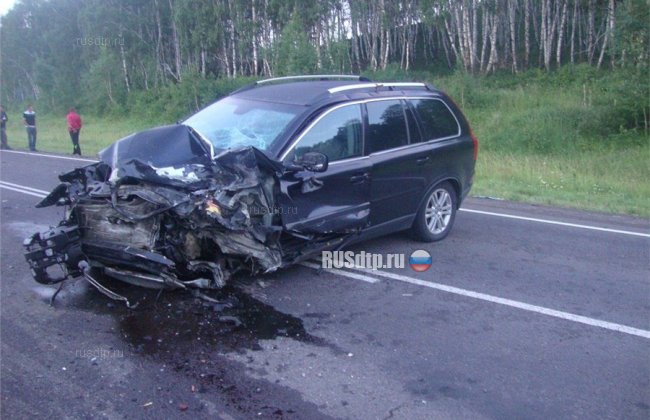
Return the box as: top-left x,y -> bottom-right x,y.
409,99 -> 460,141
365,100 -> 408,154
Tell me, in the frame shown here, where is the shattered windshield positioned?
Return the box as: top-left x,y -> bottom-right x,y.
183,97 -> 301,152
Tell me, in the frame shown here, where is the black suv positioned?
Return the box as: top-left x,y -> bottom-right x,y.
25,75 -> 477,303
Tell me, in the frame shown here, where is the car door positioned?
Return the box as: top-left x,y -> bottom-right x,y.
365,99 -> 429,228
277,103 -> 372,235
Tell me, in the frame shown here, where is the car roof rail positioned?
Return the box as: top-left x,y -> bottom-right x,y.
230,75 -> 371,95
256,75 -> 371,85
328,82 -> 430,94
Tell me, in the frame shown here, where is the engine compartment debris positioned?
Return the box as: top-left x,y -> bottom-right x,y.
24,125 -> 362,305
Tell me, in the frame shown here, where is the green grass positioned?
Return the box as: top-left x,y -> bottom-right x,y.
3,114 -> 159,156
3,68 -> 649,218
474,148 -> 650,217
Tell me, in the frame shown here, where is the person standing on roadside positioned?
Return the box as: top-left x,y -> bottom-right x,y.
23,105 -> 37,151
66,108 -> 82,155
0,105 -> 9,149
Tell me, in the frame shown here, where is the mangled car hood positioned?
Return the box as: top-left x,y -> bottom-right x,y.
99,124 -> 281,189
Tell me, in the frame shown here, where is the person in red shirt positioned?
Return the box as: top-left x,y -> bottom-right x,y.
66,108 -> 82,155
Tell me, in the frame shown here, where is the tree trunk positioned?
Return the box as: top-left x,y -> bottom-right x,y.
597,0 -> 615,69
587,0 -> 596,64
453,1 -> 467,70
382,29 -> 390,70
141,61 -> 149,90
570,0 -> 577,64
262,0 -> 271,76
119,29 -> 131,92
578,1 -> 583,62
263,59 -> 272,77
444,17 -> 460,67
524,0 -> 530,69
509,0 -> 518,73
541,0 -> 559,70
221,34 -> 230,77
368,2 -> 379,71
462,1 -> 474,72
106,79 -> 115,105
316,20 -> 323,70
378,0 -> 386,70
608,0 -> 616,67
200,43 -> 206,77
480,9 -> 489,72
168,0 -> 182,82
541,0 -> 548,69
405,33 -> 411,71
228,0 -> 237,77
556,0 -> 568,66
486,11 -> 499,73
350,12 -> 361,73
252,0 -> 258,76
471,0 -> 478,72
153,0 -> 165,84
440,27 -> 453,69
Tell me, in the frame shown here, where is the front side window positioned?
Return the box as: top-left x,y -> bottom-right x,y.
365,100 -> 408,154
410,99 -> 460,141
183,97 -> 302,152
288,105 -> 362,163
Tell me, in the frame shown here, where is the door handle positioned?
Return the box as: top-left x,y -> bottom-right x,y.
349,173 -> 369,184
416,156 -> 430,165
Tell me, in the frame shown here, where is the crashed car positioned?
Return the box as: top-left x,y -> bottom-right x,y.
24,75 -> 477,305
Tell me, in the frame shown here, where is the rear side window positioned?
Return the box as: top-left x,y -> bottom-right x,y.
365,100 -> 408,154
290,104 -> 362,162
410,99 -> 460,141
404,102 -> 422,144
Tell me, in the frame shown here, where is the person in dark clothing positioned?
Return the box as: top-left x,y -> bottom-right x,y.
66,108 -> 82,155
0,105 -> 9,150
23,105 -> 36,151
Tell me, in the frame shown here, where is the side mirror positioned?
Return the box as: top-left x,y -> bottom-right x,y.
296,152 -> 329,173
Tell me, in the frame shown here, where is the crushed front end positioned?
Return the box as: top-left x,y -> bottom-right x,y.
24,125 -> 288,304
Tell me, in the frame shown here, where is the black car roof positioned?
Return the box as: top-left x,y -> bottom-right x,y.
233,81 -> 362,106
231,76 -> 439,107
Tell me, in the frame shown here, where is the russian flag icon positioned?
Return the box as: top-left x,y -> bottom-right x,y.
409,250 -> 432,272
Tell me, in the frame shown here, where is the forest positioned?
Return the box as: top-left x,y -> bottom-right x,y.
0,0 -> 647,118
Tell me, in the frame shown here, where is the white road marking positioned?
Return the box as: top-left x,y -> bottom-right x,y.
1,169 -> 647,338
0,149 -> 97,163
0,181 -> 50,195
300,262 -> 379,283
0,184 -> 47,198
2,149 -> 648,238
460,208 -> 650,238
305,262 -> 650,339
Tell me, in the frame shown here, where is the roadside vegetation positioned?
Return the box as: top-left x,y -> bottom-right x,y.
432,66 -> 650,217
4,65 -> 647,217
1,0 -> 647,217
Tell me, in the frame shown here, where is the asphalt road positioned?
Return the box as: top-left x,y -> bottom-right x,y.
1,149 -> 649,419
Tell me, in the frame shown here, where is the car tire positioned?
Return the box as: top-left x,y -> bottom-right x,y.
411,181 -> 458,242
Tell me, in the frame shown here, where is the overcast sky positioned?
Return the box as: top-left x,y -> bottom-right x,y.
0,0 -> 17,17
